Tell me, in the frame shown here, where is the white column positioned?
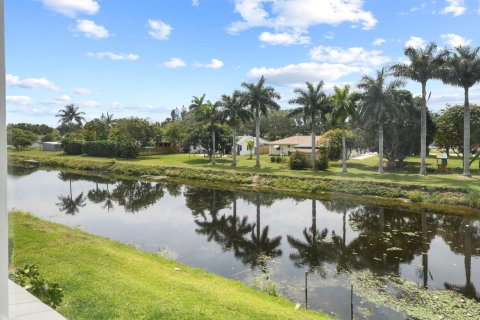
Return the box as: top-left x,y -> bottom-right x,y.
0,0 -> 8,318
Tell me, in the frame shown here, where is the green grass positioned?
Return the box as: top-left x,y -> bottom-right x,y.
9,148 -> 480,190
9,211 -> 328,320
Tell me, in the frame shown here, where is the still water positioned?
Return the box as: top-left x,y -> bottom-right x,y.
7,168 -> 480,319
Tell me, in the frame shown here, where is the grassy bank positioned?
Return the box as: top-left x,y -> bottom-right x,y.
8,150 -> 480,211
9,211 -> 327,320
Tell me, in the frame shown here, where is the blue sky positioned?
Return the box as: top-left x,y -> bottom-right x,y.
5,0 -> 480,126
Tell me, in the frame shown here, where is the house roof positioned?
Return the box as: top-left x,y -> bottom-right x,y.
268,135 -> 322,145
237,135 -> 270,144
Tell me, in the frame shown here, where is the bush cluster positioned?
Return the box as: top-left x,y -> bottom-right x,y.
62,140 -> 139,158
289,151 -> 310,170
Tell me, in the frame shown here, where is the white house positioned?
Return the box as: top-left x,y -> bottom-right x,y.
268,135 -> 323,157
236,135 -> 270,156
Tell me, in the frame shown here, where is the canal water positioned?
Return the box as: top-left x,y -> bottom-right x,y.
7,168 -> 480,319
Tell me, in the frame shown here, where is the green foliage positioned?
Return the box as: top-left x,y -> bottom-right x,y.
289,151 -> 310,170
110,117 -> 154,149
7,123 -> 54,135
320,129 -> 358,160
83,140 -> 120,157
270,156 -> 276,163
408,191 -> 423,202
41,129 -> 62,142
315,150 -> 329,171
7,128 -> 38,149
62,140 -> 84,155
465,189 -> 480,208
275,156 -> 282,163
11,264 -> 63,309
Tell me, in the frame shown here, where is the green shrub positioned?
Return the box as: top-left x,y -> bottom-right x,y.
83,140 -> 120,157
62,139 -> 84,155
289,151 -> 310,170
11,264 -> 63,309
119,143 -> 139,159
408,191 -> 423,202
270,156 -> 276,163
315,149 -> 329,171
465,190 -> 480,208
275,156 -> 282,163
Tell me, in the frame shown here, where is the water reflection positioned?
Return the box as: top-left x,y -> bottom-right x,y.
7,167 -> 480,318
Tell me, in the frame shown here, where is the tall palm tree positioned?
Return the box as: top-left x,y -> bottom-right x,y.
289,81 -> 331,170
56,104 -> 86,126
221,91 -> 252,167
100,112 -> 116,139
390,43 -> 446,175
440,46 -> 480,177
241,76 -> 281,168
189,94 -> 207,111
331,85 -> 358,173
358,68 -> 405,173
191,101 -> 224,164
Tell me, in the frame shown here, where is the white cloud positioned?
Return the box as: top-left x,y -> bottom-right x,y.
324,32 -> 335,40
309,46 -> 390,66
42,0 -> 100,17
441,33 -> 471,47
259,31 -> 310,45
87,52 -> 139,61
56,94 -> 71,102
372,38 -> 386,46
75,19 -> 109,39
192,0 -> 200,6
248,62 -> 368,87
148,19 -> 172,40
82,100 -> 100,108
440,0 -> 466,16
6,74 -> 60,91
163,58 -> 187,68
74,87 -> 91,95
195,59 -> 224,69
405,36 -> 426,49
6,96 -> 33,105
229,0 -> 377,35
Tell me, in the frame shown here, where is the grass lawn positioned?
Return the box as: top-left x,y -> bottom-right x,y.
9,211 -> 328,320
9,148 -> 480,190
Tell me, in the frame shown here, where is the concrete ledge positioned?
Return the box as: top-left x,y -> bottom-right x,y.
8,281 -> 66,320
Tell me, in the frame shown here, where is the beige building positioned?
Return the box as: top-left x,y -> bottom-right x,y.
268,135 -> 323,157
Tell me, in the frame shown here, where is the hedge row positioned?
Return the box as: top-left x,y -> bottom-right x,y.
62,140 -> 138,158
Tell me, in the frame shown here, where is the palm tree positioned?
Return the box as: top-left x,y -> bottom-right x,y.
56,178 -> 86,215
221,91 -> 252,167
440,46 -> 480,177
358,68 -> 405,173
192,101 -> 224,164
56,104 -> 86,126
289,81 -> 331,170
241,76 -> 281,168
246,140 -> 254,159
390,43 -> 446,175
100,112 -> 116,139
331,85 -> 358,173
189,94 -> 207,111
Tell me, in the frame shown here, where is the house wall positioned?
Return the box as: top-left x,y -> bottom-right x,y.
269,145 -> 293,156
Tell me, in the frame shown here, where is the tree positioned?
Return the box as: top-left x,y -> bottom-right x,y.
190,100 -> 225,164
440,46 -> 480,177
289,81 -> 331,170
41,129 -> 62,142
390,43 -> 446,175
55,104 -> 86,126
246,140 -> 254,160
101,112 -> 116,139
221,90 -> 252,166
241,76 -> 281,168
110,117 -> 154,149
7,128 -> 37,149
357,68 -> 405,173
435,105 -> 480,164
331,85 -> 358,173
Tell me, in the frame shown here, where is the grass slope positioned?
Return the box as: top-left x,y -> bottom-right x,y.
9,211 -> 328,320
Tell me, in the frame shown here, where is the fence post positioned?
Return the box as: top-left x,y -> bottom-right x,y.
305,271 -> 308,309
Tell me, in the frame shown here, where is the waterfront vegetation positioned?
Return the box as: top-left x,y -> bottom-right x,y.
9,211 -> 327,320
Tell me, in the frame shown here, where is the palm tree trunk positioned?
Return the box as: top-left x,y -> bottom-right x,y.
463,87 -> 471,177
232,125 -> 237,167
465,224 -> 471,287
212,127 -> 216,165
421,212 -> 428,288
342,124 -> 347,173
256,193 -> 260,238
233,194 -> 237,221
342,209 -> 346,247
378,123 -> 384,174
311,114 -> 316,170
69,180 -> 73,200
419,82 -> 427,176
311,200 -> 316,240
255,110 -> 261,169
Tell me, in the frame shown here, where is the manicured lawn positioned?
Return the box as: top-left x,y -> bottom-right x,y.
9,211 -> 328,320
9,148 -> 480,190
